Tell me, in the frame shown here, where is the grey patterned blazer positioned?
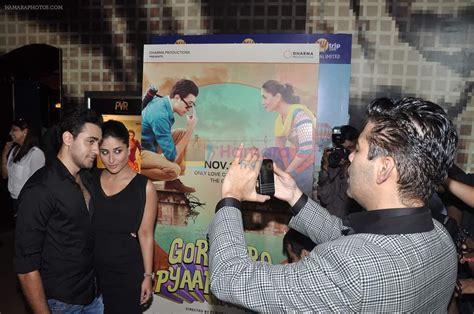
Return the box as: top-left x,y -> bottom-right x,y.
208,196 -> 457,313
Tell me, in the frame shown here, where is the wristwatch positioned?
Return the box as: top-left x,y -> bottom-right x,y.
144,272 -> 155,280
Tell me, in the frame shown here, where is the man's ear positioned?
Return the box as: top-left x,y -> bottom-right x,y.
300,249 -> 311,259
376,156 -> 396,184
62,131 -> 74,147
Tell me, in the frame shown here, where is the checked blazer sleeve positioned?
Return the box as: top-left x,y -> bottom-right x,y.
208,205 -> 362,313
208,198 -> 457,312
288,196 -> 349,244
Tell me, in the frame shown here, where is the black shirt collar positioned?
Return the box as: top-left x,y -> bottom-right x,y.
221,193 -> 435,236
51,157 -> 94,192
344,206 -> 434,235
51,157 -> 76,181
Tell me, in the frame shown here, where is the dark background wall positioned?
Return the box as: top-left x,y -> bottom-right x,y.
0,0 -> 473,172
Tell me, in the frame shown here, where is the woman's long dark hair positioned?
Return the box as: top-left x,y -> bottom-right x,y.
11,118 -> 41,163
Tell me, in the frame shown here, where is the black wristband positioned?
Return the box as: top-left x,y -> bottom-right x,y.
290,193 -> 308,216
215,197 -> 242,213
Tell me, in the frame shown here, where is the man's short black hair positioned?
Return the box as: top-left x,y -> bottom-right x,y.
340,125 -> 359,142
366,97 -> 458,203
283,229 -> 316,262
59,107 -> 103,143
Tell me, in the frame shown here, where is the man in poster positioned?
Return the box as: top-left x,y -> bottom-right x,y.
141,79 -> 198,193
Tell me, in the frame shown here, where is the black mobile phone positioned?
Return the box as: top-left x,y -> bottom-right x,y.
258,159 -> 275,196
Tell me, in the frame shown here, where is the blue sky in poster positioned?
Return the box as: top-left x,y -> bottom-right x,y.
174,83 -> 276,144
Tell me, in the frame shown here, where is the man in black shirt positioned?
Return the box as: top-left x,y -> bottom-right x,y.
15,108 -> 103,313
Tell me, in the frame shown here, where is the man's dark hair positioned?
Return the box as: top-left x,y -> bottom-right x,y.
170,79 -> 199,99
58,107 -> 103,143
340,125 -> 359,142
283,229 -> 316,263
366,97 -> 458,204
102,120 -> 129,147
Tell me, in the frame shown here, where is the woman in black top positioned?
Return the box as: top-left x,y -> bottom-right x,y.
92,120 -> 157,313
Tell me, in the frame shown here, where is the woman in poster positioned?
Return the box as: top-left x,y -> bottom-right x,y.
261,80 -> 316,195
92,120 -> 157,313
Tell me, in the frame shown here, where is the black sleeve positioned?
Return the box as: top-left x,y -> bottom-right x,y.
14,183 -> 54,273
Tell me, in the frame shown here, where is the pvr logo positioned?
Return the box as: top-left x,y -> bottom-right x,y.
115,100 -> 128,111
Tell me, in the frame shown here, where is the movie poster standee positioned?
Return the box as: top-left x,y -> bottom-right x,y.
141,36 -> 351,313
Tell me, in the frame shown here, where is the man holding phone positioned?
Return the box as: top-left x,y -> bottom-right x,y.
141,79 -> 199,193
208,97 -> 458,312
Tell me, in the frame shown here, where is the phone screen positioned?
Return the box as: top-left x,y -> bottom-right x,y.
258,159 -> 275,196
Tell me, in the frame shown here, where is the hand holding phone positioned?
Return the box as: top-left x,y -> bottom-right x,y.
257,159 -> 275,196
